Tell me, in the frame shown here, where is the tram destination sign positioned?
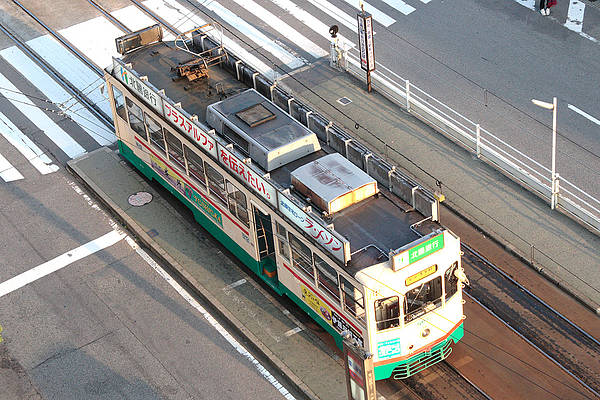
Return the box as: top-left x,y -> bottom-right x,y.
113,58 -> 163,113
392,232 -> 444,271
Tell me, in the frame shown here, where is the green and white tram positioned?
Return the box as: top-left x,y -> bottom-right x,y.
105,24 -> 466,380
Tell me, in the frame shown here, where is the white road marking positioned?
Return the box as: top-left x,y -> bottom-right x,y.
0,71 -> 86,158
0,152 -> 24,182
270,0 -> 355,50
283,326 -> 303,337
564,0 -> 585,33
0,230 -> 126,298
513,0 -> 535,10
568,104 -> 600,126
419,0 -> 432,4
125,236 -> 296,400
194,0 -> 305,68
0,111 -> 59,175
26,35 -> 113,120
0,46 -> 114,146
142,0 -> 275,80
223,278 -> 247,291
111,5 -> 175,40
229,0 -> 328,59
379,0 -> 416,15
304,0 -> 360,32
339,0 -> 396,27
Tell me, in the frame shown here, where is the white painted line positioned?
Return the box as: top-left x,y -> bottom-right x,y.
305,0 -> 360,32
564,0 -> 585,33
59,16 -> 124,69
223,278 -> 247,291
125,236 -> 296,400
568,104 -> 600,126
229,0 -> 328,59
142,0 -> 275,80
0,72 -> 86,158
379,0 -> 416,15
0,46 -> 114,146
0,230 -> 126,298
271,0 -> 355,49
419,0 -> 432,4
111,5 -> 175,41
339,0 -> 396,27
284,326 -> 303,337
26,35 -> 113,120
513,0 -> 536,10
0,111 -> 59,175
0,152 -> 24,182
194,0 -> 306,68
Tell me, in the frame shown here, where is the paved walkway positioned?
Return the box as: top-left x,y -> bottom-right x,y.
279,60 -> 600,313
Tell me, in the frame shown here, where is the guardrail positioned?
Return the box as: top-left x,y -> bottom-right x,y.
335,46 -> 600,234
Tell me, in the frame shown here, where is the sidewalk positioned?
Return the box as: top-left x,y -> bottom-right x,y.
279,60 -> 600,314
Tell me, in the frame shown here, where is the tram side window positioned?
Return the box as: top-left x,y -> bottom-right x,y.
341,277 -> 365,321
205,163 -> 227,205
184,146 -> 206,187
375,296 -> 400,331
288,233 -> 314,280
315,254 -> 339,300
276,223 -> 290,260
126,97 -> 146,139
226,181 -> 249,227
111,86 -> 127,121
146,114 -> 165,154
404,276 -> 443,323
445,261 -> 459,300
165,131 -> 185,170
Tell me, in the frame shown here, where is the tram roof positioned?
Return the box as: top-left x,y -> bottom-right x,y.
117,39 -> 428,273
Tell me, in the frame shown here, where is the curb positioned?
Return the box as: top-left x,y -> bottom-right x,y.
67,147 -> 319,400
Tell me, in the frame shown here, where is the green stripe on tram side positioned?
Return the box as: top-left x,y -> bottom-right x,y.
118,141 -> 284,293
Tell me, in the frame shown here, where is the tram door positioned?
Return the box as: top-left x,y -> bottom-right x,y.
252,204 -> 277,282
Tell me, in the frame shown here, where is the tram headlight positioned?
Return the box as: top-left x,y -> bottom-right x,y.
420,328 -> 431,338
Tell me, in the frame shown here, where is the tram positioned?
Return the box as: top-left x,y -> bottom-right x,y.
105,24 -> 466,380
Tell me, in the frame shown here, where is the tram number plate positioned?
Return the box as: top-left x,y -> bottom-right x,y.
332,311 -> 363,348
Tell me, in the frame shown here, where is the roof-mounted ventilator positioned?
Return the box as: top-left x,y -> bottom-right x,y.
173,23 -> 228,81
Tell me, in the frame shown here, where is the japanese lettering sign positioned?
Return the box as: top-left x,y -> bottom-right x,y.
217,143 -> 277,207
278,194 -> 349,262
163,102 -> 217,158
393,232 -> 445,271
357,12 -> 375,72
113,59 -> 163,113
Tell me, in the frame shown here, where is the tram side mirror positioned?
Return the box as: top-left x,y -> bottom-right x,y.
329,25 -> 339,38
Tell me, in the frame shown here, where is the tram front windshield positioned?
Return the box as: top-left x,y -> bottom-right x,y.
404,276 -> 442,323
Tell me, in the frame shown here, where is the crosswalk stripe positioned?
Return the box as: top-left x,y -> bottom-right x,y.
514,0 -> 535,10
380,0 -> 416,15
0,71 -> 86,159
0,46 -> 114,146
304,0 -> 361,32
565,0 -> 585,33
141,0 -> 275,80
229,0 -> 328,59
0,152 -> 24,182
271,0 -> 355,50
27,35 -> 113,120
0,111 -> 59,175
194,0 -> 306,69
339,0 -> 396,27
112,5 -> 176,41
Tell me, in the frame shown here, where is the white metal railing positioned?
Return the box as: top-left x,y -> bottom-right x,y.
337,48 -> 600,233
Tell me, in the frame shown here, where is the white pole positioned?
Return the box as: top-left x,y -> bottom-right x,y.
551,97 -> 557,209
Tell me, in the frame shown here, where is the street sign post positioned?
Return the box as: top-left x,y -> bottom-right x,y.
357,7 -> 375,92
343,337 -> 376,400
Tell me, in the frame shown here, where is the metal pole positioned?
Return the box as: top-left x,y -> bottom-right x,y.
551,97 -> 557,209
367,70 -> 372,92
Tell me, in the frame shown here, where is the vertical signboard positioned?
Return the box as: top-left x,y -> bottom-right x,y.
344,340 -> 376,400
357,11 -> 375,72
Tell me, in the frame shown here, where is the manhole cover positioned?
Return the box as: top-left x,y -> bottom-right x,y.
337,96 -> 352,105
128,191 -> 153,206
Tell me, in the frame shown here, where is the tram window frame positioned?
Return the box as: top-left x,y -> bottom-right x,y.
165,130 -> 185,170
315,254 -> 340,301
404,275 -> 443,324
288,232 -> 314,280
205,163 -> 227,206
226,180 -> 249,227
184,145 -> 207,188
341,277 -> 365,322
374,296 -> 400,331
145,113 -> 166,154
444,261 -> 459,300
126,97 -> 146,139
275,223 -> 290,261
111,85 -> 127,121
223,124 -> 249,155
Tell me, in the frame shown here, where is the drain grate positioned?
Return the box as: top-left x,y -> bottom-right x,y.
337,96 -> 352,106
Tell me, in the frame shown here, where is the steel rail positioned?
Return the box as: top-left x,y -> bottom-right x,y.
0,20 -> 114,131
85,0 -> 131,33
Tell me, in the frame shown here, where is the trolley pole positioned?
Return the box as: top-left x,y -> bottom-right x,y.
357,4 -> 375,93
343,334 -> 377,400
